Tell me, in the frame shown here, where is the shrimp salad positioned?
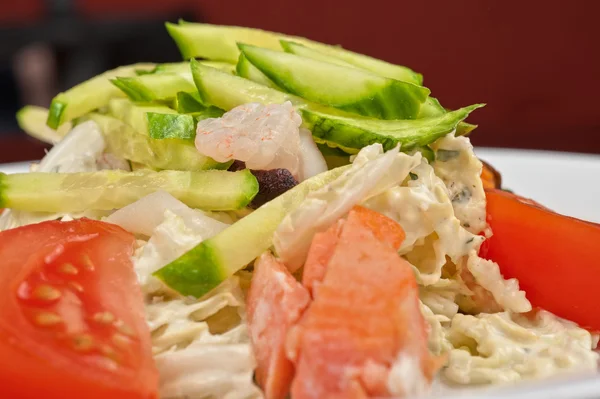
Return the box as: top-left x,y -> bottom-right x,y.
1,22 -> 599,399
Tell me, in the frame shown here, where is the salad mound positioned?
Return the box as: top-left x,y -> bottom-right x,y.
3,20 -> 600,399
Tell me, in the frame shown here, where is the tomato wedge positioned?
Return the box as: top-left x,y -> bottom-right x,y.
480,189 -> 600,331
0,219 -> 158,399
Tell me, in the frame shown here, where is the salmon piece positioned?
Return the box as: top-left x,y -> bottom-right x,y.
246,252 -> 311,399
302,219 -> 344,297
289,213 -> 439,399
302,206 -> 405,297
349,205 -> 405,250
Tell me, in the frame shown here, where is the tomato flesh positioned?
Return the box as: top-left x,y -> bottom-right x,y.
0,219 -> 158,399
481,189 -> 600,331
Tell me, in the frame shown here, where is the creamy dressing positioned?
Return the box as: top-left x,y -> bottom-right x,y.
444,310 -> 599,385
431,134 -> 487,234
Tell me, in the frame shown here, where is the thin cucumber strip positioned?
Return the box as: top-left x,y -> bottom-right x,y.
89,113 -> 226,171
418,97 -> 478,136
17,106 -> 72,144
168,21 -> 422,84
136,61 -> 235,76
108,98 -> 196,140
301,104 -> 485,152
0,169 -> 258,213
280,40 -> 357,68
236,53 -> 279,89
172,92 -> 225,119
154,164 -> 350,297
47,63 -> 155,129
111,73 -> 196,102
239,44 -> 429,120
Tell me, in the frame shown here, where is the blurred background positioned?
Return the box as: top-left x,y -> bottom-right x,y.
0,0 -> 598,163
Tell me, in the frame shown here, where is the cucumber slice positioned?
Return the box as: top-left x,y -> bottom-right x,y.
0,169 -> 258,213
89,113 -> 226,171
301,104 -> 485,152
239,44 -> 429,120
236,53 -> 278,89
290,40 -> 423,85
418,97 -> 478,136
47,63 -> 155,129
280,40 -> 357,68
166,22 -> 284,62
172,92 -> 225,119
108,98 -> 196,140
17,106 -> 72,144
168,21 -> 422,85
154,164 -> 350,297
136,61 -> 235,76
191,59 -> 298,110
111,73 -> 196,102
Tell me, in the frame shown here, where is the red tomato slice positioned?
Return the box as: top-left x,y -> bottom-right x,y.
0,218 -> 158,399
480,189 -> 600,331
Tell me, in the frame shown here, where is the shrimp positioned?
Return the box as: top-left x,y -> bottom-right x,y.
195,101 -> 303,177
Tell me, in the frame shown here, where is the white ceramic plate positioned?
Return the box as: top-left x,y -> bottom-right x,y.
1,148 -> 599,399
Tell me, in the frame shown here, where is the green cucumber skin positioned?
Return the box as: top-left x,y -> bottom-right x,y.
301,104 -> 485,152
173,92 -> 225,119
153,240 -> 229,298
89,113 -> 225,171
191,59 -> 298,111
47,63 -> 155,129
1,169 -> 258,213
168,21 -> 422,85
417,97 -> 478,136
280,40 -> 357,68
154,164 -> 350,297
147,113 -> 196,140
239,44 -> 429,120
108,99 -> 197,140
236,53 -> 279,89
166,22 -> 284,62
111,74 -> 196,102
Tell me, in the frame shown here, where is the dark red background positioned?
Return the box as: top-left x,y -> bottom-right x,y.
2,0 -> 599,162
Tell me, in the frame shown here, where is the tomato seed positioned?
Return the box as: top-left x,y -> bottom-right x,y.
32,285 -> 62,302
59,263 -> 79,275
68,281 -> 84,293
112,333 -> 131,348
93,312 -> 115,324
81,254 -> 95,271
114,320 -> 136,337
101,345 -> 119,362
34,312 -> 62,326
73,334 -> 94,351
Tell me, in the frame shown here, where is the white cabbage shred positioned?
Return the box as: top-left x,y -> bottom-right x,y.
128,197 -> 262,398
0,120 -> 109,231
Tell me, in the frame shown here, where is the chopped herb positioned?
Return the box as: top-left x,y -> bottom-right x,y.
452,188 -> 472,204
436,149 -> 460,162
462,222 -> 471,228
409,172 -> 418,180
466,237 -> 475,244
